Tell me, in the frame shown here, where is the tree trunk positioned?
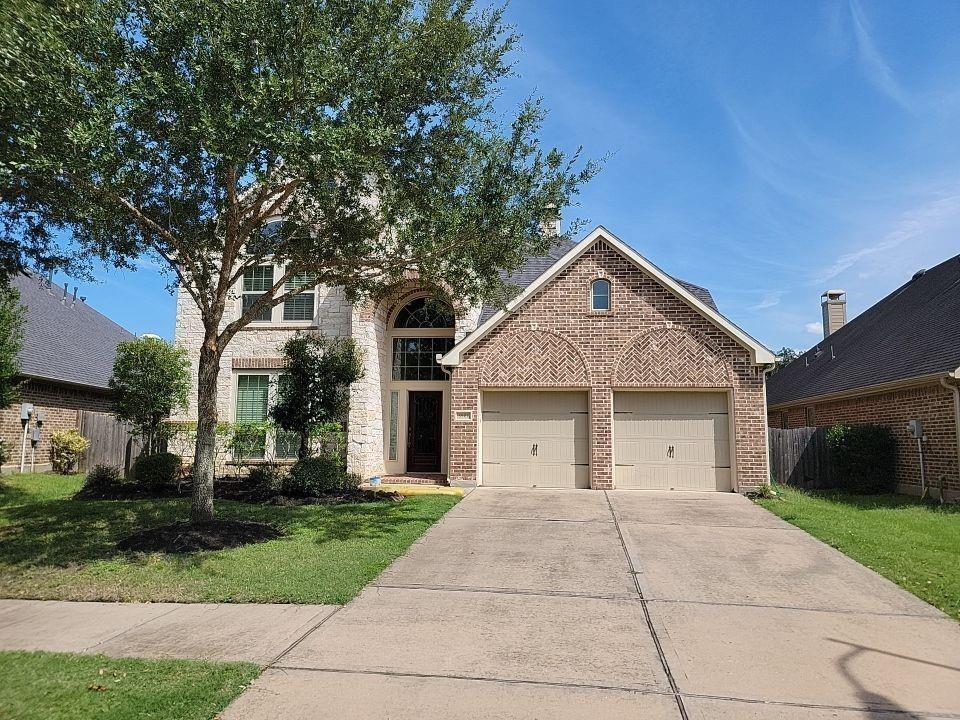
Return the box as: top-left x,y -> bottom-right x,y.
298,431 -> 310,460
191,342 -> 222,523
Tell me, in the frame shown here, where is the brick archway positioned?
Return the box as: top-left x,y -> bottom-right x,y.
480,329 -> 589,387
613,326 -> 732,387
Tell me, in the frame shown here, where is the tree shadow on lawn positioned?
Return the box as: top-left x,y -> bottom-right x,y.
0,495 -> 450,570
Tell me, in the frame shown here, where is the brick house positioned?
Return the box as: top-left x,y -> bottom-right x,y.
767,253 -> 960,500
175,225 -> 775,492
0,272 -> 135,472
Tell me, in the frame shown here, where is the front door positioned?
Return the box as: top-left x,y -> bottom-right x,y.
407,391 -> 443,472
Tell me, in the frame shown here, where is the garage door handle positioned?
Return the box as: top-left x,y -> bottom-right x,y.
667,445 -> 675,458
531,443 -> 538,457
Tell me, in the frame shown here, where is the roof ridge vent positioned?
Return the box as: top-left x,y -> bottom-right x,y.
912,268 -> 927,280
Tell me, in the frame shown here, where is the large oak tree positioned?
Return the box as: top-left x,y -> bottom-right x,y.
1,0 -> 596,521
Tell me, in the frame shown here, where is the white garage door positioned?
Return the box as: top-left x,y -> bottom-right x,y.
481,391 -> 590,488
614,391 -> 732,491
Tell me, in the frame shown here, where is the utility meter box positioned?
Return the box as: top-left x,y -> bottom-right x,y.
906,419 -> 924,439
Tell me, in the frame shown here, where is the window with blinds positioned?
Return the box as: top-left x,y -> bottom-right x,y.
242,266 -> 274,322
236,375 -> 269,458
283,271 -> 315,322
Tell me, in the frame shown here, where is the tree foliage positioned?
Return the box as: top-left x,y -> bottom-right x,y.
0,283 -> 24,409
271,332 -> 364,460
771,346 -> 799,374
3,0 -> 597,520
109,337 -> 190,452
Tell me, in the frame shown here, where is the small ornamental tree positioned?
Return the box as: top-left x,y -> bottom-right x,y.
0,284 -> 24,409
4,0 -> 597,522
271,333 -> 364,460
109,337 -> 190,454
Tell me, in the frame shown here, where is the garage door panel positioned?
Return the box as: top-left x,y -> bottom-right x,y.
614,391 -> 732,492
481,392 -> 589,489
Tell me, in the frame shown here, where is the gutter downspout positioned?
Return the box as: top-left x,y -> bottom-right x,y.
940,371 -> 960,499
761,363 -> 777,489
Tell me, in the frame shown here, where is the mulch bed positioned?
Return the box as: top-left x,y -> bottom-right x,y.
116,520 -> 283,553
76,476 -> 402,506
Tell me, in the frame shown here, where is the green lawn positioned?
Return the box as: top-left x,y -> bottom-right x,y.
757,486 -> 960,620
0,473 -> 457,604
0,651 -> 258,720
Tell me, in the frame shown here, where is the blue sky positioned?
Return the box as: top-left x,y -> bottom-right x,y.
64,0 -> 960,351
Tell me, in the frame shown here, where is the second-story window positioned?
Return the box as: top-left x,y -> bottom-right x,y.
591,278 -> 611,311
242,265 -> 274,322
283,270 -> 316,322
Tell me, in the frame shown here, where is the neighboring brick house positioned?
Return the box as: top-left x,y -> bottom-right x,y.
175,225 -> 775,493
767,254 -> 960,500
0,272 -> 136,472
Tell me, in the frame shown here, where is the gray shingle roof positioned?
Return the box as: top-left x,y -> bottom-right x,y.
11,272 -> 136,390
767,253 -> 960,407
477,237 -> 719,324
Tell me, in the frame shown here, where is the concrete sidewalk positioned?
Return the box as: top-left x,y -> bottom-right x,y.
0,600 -> 337,664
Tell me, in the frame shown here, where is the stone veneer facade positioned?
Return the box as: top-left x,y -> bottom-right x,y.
770,382 -> 960,499
173,275 -> 480,478
447,240 -> 770,492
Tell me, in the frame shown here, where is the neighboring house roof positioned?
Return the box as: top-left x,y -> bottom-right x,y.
478,237 -> 718,324
767,253 -> 960,407
445,226 -> 774,366
11,272 -> 137,390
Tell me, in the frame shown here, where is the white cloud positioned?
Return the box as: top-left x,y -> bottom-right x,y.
749,292 -> 783,311
848,0 -> 912,111
805,321 -> 823,335
817,193 -> 960,283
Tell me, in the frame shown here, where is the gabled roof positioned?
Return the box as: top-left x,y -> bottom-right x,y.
768,254 -> 960,407
477,237 -> 719,324
11,272 -> 136,390
443,226 -> 774,366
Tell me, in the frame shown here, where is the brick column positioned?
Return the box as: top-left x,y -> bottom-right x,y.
591,383 -> 614,489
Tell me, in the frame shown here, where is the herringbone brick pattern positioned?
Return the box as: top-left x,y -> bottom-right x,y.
480,329 -> 589,386
613,327 -> 731,387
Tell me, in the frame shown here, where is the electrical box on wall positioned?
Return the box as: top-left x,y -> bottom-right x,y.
906,419 -> 924,439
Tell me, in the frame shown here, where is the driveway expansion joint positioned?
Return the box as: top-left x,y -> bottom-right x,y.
640,596 -> 951,620
372,582 -> 637,602
266,606 -> 343,668
605,491 -> 690,720
269,664 -> 674,697
83,604 -> 183,654
446,514 -> 614,524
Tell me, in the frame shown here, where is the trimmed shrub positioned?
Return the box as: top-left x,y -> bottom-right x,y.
76,464 -> 126,498
247,463 -> 284,494
826,424 -> 898,494
51,429 -> 90,474
281,456 -> 360,497
131,452 -> 182,490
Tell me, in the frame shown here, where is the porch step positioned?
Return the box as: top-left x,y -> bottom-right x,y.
377,473 -> 448,486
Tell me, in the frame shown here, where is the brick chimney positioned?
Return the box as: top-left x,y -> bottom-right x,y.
821,289 -> 846,338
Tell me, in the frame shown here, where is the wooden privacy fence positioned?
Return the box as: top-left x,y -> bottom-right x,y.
78,411 -> 145,476
768,427 -> 836,489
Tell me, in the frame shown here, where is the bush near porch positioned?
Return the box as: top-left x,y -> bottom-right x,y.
0,473 -> 457,604
757,486 -> 960,620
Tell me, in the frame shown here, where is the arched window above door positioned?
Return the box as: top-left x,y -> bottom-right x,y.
393,297 -> 455,328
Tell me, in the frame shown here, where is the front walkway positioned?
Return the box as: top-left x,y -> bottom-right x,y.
224,489 -> 960,719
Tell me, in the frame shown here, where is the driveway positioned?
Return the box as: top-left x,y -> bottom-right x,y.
225,489 -> 960,719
